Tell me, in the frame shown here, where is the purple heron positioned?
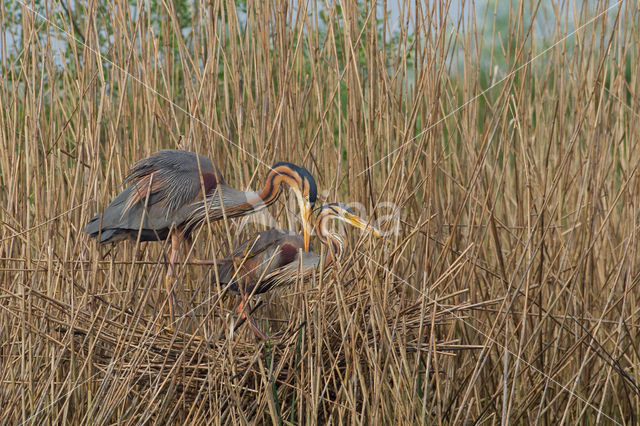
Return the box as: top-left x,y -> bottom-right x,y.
215,203 -> 386,339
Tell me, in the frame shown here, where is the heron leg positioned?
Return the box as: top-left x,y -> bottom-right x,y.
236,294 -> 266,340
165,232 -> 182,325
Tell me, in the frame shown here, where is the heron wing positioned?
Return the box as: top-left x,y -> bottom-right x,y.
123,150 -> 221,217
253,251 -> 321,294
84,188 -> 203,242
85,150 -> 224,242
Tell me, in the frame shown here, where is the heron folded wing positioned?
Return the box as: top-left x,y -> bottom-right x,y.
120,172 -> 167,217
254,251 -> 321,294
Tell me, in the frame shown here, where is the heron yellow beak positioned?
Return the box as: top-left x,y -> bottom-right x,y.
303,202 -> 312,251
345,213 -> 392,243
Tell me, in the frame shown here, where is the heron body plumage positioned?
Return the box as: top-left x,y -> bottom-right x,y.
216,229 -> 308,296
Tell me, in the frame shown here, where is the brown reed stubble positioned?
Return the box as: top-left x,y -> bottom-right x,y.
0,0 -> 639,423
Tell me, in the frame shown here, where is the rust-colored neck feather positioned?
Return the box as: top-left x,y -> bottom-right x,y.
258,165 -> 304,204
315,211 -> 344,267
233,164 -> 304,215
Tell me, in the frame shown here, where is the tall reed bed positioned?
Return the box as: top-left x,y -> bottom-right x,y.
1,0 -> 638,423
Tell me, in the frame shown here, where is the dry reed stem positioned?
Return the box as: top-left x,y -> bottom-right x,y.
1,0 -> 639,423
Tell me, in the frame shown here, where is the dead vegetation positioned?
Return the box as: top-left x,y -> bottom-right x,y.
1,0 -> 639,423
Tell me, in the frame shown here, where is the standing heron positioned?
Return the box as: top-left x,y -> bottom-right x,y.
215,203 -> 386,339
85,149 -> 317,322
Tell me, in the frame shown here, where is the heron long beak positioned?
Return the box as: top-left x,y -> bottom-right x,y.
345,213 -> 392,243
303,202 -> 312,251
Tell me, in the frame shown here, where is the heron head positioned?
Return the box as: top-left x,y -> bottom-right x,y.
271,162 -> 317,251
318,203 -> 390,242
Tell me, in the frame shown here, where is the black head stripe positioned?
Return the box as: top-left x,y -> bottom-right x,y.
305,170 -> 317,206
324,202 -> 349,215
270,162 -> 317,206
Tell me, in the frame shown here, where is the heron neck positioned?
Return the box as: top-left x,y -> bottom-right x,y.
257,167 -> 289,205
234,166 -> 300,214
316,214 -> 343,262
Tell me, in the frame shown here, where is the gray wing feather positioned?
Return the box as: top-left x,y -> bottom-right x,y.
85,150 -> 220,242
256,251 -> 321,292
185,184 -> 264,230
124,150 -> 216,217
84,188 -> 197,242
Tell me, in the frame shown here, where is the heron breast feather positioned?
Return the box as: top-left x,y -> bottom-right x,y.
201,172 -> 218,194
278,243 -> 299,267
